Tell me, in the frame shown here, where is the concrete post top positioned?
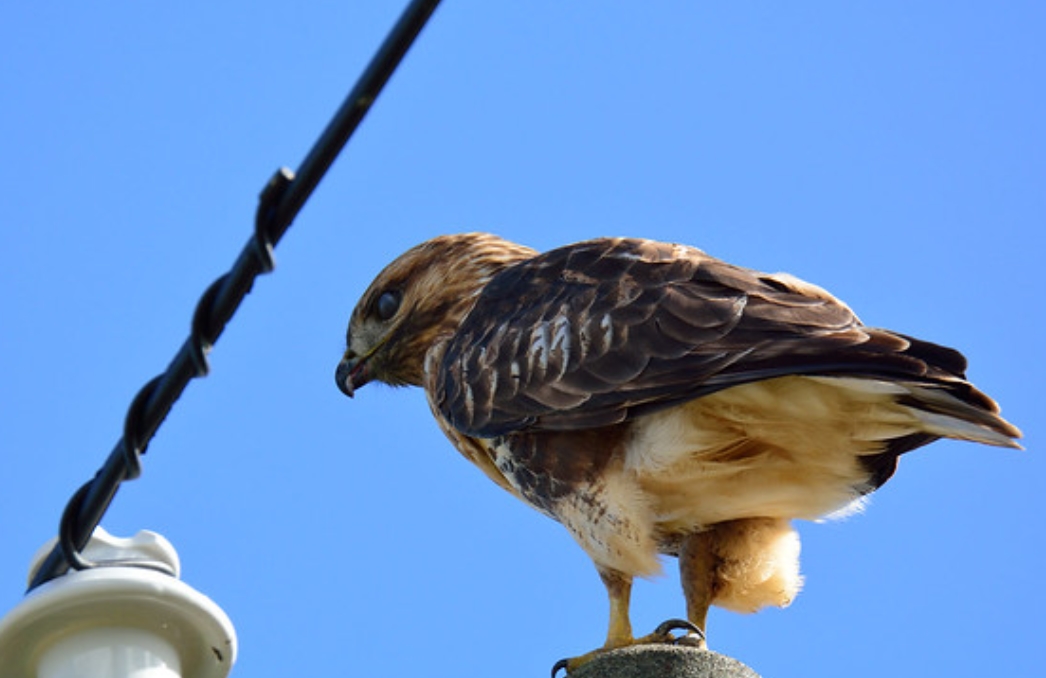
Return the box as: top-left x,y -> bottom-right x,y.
569,645 -> 761,678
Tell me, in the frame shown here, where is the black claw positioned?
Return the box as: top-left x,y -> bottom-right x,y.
653,618 -> 704,641
551,658 -> 570,678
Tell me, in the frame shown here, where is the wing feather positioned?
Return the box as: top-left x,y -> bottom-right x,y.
435,238 -> 976,437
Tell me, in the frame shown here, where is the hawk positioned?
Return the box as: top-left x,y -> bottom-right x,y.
335,233 -> 1020,670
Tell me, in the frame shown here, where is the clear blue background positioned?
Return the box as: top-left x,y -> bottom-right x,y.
2,3 -> 1043,677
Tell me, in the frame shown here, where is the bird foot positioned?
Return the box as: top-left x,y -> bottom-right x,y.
551,620 -> 705,677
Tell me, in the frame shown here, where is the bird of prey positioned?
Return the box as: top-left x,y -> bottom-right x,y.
335,233 -> 1020,671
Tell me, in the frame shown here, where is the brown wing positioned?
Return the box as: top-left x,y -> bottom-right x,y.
433,237 -> 976,438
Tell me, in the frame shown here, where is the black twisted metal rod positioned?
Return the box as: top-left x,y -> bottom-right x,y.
29,0 -> 442,591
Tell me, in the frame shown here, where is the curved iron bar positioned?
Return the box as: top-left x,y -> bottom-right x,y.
29,0 -> 442,591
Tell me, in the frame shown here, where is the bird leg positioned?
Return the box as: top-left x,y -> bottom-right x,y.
552,566 -> 701,676
678,529 -> 718,649
600,566 -> 635,648
678,517 -> 804,652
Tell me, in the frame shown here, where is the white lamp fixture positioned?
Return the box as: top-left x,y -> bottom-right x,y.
0,529 -> 236,678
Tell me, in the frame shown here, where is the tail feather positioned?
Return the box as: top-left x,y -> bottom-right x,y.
909,407 -> 1021,449
902,384 -> 1022,449
808,375 -> 1022,449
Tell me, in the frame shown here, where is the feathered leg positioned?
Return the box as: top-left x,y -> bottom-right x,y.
679,529 -> 717,648
680,517 -> 803,650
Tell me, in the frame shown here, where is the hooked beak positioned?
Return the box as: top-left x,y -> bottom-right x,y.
335,350 -> 372,398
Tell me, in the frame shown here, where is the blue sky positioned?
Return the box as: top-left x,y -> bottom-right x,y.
2,3 -> 1043,677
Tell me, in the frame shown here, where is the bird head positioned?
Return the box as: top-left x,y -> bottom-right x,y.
336,232 -> 536,397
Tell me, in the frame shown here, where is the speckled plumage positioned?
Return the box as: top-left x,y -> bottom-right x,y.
336,233 -> 1020,657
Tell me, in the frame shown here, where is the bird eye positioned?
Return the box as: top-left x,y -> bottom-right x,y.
376,290 -> 401,321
